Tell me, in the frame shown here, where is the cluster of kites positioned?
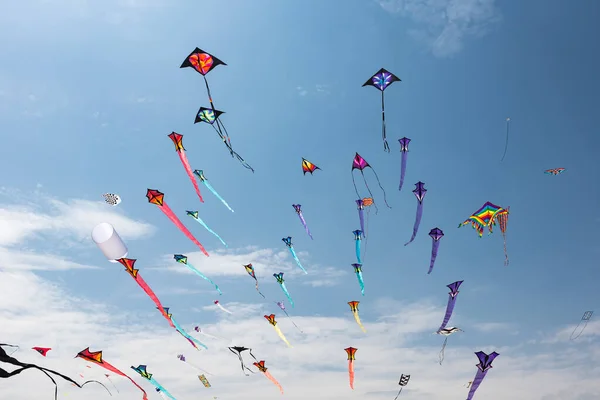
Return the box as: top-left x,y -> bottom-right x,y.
1,47 -> 589,400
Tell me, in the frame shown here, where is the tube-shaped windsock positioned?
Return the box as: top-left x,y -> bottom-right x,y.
91,222 -> 128,263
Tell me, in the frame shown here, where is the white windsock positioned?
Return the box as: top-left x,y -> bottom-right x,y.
91,222 -> 128,263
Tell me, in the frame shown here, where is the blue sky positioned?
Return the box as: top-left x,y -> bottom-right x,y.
1,0 -> 600,399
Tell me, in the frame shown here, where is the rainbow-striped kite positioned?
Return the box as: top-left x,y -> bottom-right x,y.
458,202 -> 510,265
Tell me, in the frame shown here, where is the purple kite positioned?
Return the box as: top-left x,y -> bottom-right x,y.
404,182 -> 427,246
351,152 -> 391,213
362,68 -> 401,152
398,137 -> 411,192
428,228 -> 444,274
437,281 -> 463,332
466,351 -> 499,400
275,301 -> 303,333
292,204 -> 313,240
355,199 -> 366,238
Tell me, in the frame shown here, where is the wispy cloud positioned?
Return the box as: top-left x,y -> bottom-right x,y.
296,84 -> 332,97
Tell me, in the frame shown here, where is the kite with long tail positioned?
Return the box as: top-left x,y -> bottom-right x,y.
570,311 -> 594,340
264,314 -> 292,348
352,230 -> 363,263
273,272 -> 294,307
394,374 -> 410,400
244,263 -> 266,298
214,300 -> 233,314
404,182 -> 427,246
459,202 -> 510,265
193,170 -> 234,212
76,348 -> 146,400
146,189 -> 209,257
428,228 -> 444,274
131,365 -> 177,400
398,137 -> 410,191
344,347 -> 357,390
253,361 -> 284,394
352,263 -> 365,295
362,68 -> 401,152
168,309 -> 208,350
437,281 -> 463,332
275,301 -> 303,333
195,326 -> 230,343
168,132 -> 203,203
282,236 -> 308,274
32,347 -> 51,357
176,354 -> 212,376
302,158 -> 320,175
228,346 -> 257,376
174,254 -> 222,294
292,204 -> 313,239
500,117 -> 510,161
348,301 -> 367,333
186,210 -> 228,248
466,351 -> 499,400
437,327 -> 463,365
352,153 -> 391,213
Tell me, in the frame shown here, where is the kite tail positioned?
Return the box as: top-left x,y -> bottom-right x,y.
280,283 -> 295,308
254,279 -> 266,298
273,325 -> 293,348
393,387 -> 403,400
298,214 -> 313,240
428,240 -> 441,274
438,297 -> 457,331
369,168 -> 391,209
282,309 -> 304,333
191,215 -> 228,248
106,375 -> 119,393
263,371 -> 284,394
357,207 -> 365,238
187,263 -> 222,295
178,152 -> 204,203
218,120 -> 255,173
570,320 -> 590,341
500,119 -> 509,162
159,203 -> 209,256
289,247 -> 308,274
404,202 -> 423,246
355,239 -> 362,264
352,311 -> 367,333
502,232 -> 509,266
381,91 -> 390,153
356,271 -> 365,296
399,152 -> 407,191
204,181 -> 234,212
466,370 -> 487,400
135,275 -> 174,328
438,337 -> 448,365
348,360 -> 355,390
228,348 -> 254,376
216,303 -> 233,314
150,379 -> 176,400
171,317 -> 208,350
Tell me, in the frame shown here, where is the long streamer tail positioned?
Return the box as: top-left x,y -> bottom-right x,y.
404,202 -> 423,246
289,247 -> 308,274
185,262 -> 222,295
273,326 -> 293,348
352,311 -> 367,333
178,152 -> 204,203
502,232 -> 509,266
428,240 -> 440,274
216,303 -> 233,314
264,371 -> 284,394
204,181 -> 234,212
298,214 -> 313,240
160,203 -> 208,256
355,240 -> 362,264
438,337 -> 448,365
172,317 -> 208,350
282,309 -> 304,333
570,320 -> 590,341
399,152 -> 407,191
358,208 -> 365,237
500,118 -> 510,162
281,283 -> 295,307
191,215 -> 228,248
254,279 -> 266,298
356,272 -> 365,296
348,360 -> 355,389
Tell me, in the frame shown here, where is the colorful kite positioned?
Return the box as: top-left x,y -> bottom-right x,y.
362,68 -> 401,152
32,347 -> 51,357
459,202 -> 510,265
176,354 -> 212,376
292,204 -> 313,240
302,158 -> 320,175
545,167 -> 566,175
186,210 -> 228,248
198,374 -> 211,388
394,374 -> 411,400
500,117 -> 511,161
352,263 -> 365,296
466,351 -> 499,400
344,347 -> 357,390
253,360 -> 284,394
273,272 -> 294,307
404,182 -> 427,246
282,236 -> 308,274
398,137 -> 411,192
168,309 -> 208,350
437,327 -> 463,365
131,365 -> 176,400
146,189 -> 209,256
352,153 -> 390,212
437,281 -> 464,333
348,301 -> 366,333
193,170 -> 234,212
244,263 -> 266,298
214,300 -> 233,314
352,230 -> 363,263
275,301 -> 303,333
168,132 -> 204,203
428,228 -> 444,274
228,346 -> 257,376
102,193 -> 121,206
76,348 -> 146,400
570,311 -> 594,340
264,314 -> 292,348
174,254 -> 221,294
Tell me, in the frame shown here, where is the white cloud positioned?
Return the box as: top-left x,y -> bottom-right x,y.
376,0 -> 501,57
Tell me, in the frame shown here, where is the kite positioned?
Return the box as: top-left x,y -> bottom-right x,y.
174,254 -> 222,294
273,272 -> 294,307
466,351 -> 499,400
570,311 -> 594,340
168,132 -> 204,203
352,230 -> 363,264
214,300 -> 233,314
168,309 -> 208,350
275,301 -> 303,333
344,347 -> 357,390
428,228 -> 444,274
398,137 -> 410,191
292,204 -> 313,240
437,281 -> 464,333
228,346 -> 257,376
282,236 -> 308,274
352,263 -> 365,296
195,326 -> 231,343
545,168 -> 566,175
244,263 -> 266,298
500,117 -> 510,161
458,202 -> 510,265
76,348 -> 146,400
404,182 -> 427,246
193,170 -> 234,212
176,354 -> 212,376
102,193 -> 121,206
394,374 -> 410,400
32,347 -> 51,357
146,189 -> 209,257
437,327 -> 463,365
131,365 -> 176,400
186,210 -> 227,247
302,158 -> 320,175
264,314 -> 292,348
253,361 -> 284,394
198,374 -> 211,388
362,68 -> 401,152
348,301 -> 366,333
352,152 -> 390,213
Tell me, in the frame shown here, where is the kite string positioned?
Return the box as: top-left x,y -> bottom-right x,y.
438,337 -> 448,365
500,118 -> 510,161
358,171 -> 379,214
369,168 -> 392,209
